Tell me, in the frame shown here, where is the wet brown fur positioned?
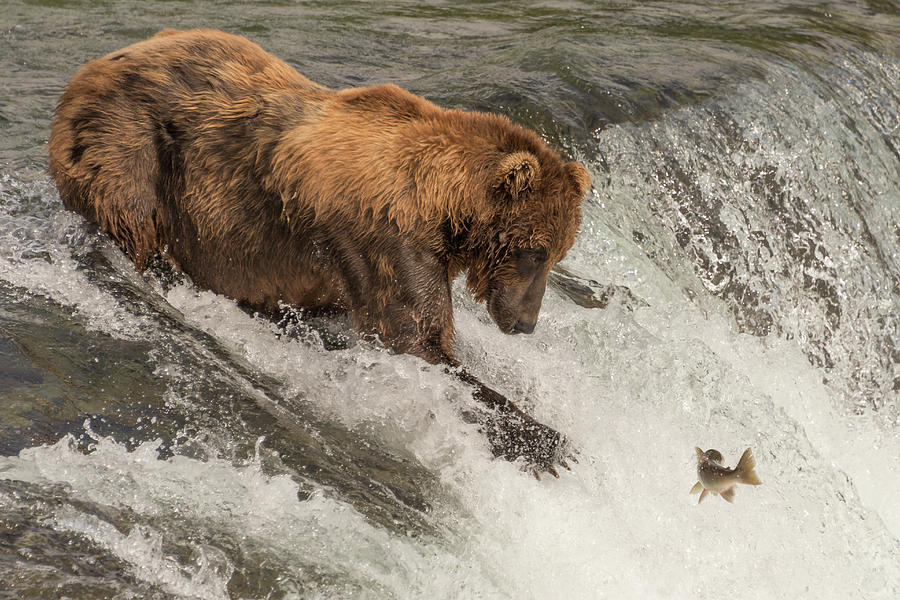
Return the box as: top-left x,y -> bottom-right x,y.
49,29 -> 591,469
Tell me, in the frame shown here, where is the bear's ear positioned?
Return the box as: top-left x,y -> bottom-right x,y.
495,151 -> 540,200
566,161 -> 592,198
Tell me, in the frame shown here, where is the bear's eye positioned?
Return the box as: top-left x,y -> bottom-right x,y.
514,248 -> 548,275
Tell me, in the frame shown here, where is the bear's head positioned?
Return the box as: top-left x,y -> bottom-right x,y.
462,147 -> 592,336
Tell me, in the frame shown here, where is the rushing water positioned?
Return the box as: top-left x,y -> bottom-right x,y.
1,1 -> 899,598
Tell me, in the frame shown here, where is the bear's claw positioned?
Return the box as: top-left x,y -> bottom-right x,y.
482,408 -> 573,476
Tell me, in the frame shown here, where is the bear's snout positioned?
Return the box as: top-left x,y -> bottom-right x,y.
487,269 -> 547,336
512,319 -> 536,335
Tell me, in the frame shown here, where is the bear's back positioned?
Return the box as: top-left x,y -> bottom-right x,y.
101,29 -> 326,96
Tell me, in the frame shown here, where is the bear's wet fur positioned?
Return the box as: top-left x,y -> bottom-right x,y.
50,29 -> 591,474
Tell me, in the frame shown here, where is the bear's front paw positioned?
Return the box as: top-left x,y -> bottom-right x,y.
483,411 -> 574,478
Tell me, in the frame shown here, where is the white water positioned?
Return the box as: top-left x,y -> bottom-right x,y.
2,248 -> 898,598
1,53 -> 899,600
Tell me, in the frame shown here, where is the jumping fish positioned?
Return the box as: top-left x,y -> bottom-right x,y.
690,447 -> 761,503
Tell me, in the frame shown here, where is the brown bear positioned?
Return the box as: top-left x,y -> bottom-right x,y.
49,29 -> 591,475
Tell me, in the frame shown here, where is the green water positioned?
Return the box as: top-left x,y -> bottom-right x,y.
3,0 -> 898,170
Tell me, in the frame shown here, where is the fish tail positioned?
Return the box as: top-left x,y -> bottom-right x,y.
736,448 -> 762,485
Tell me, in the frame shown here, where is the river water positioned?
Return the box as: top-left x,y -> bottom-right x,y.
1,1 -> 899,598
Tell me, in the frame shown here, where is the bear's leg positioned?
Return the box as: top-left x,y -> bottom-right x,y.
452,366 -> 571,477
53,133 -> 162,272
92,178 -> 161,272
424,337 -> 571,475
351,243 -> 571,475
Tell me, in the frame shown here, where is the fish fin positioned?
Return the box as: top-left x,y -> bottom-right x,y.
690,482 -> 703,494
736,448 -> 762,485
698,489 -> 709,503
695,447 -> 705,461
721,486 -> 736,503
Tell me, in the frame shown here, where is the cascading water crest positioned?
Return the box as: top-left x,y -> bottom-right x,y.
592,51 -> 900,416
